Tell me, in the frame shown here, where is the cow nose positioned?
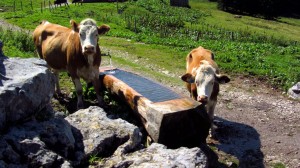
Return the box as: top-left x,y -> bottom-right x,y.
84,45 -> 95,53
197,95 -> 208,103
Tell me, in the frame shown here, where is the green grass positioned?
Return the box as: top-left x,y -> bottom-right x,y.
190,0 -> 300,42
0,0 -> 300,90
0,27 -> 35,58
272,162 -> 286,168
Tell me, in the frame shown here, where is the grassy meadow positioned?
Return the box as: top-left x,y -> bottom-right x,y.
0,0 -> 300,91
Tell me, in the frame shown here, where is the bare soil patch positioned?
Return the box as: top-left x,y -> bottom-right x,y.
208,76 -> 300,167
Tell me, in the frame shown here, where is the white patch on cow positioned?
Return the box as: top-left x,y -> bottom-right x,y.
195,64 -> 216,100
38,35 -> 42,45
73,78 -> 84,108
78,19 -> 99,55
44,21 -> 50,25
191,67 -> 198,75
200,60 -> 210,65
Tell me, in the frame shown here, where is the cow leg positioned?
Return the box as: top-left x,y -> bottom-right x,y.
92,78 -> 105,107
53,71 -> 62,96
72,77 -> 84,109
207,100 -> 217,138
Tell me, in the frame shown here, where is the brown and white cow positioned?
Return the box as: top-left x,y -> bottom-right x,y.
181,46 -> 230,135
33,18 -> 110,109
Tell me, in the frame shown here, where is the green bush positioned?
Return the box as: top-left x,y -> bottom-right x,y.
0,26 -> 36,58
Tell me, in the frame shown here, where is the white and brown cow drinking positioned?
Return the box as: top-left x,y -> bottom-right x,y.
181,46 -> 230,135
33,18 -> 110,109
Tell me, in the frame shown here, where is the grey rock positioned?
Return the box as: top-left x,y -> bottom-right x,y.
61,161 -> 73,168
0,105 -> 143,168
66,106 -> 143,161
0,57 -> 55,132
0,160 -> 7,168
1,117 -> 75,167
99,143 -> 208,168
288,82 -> 300,99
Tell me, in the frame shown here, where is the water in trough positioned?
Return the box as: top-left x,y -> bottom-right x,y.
101,69 -> 182,103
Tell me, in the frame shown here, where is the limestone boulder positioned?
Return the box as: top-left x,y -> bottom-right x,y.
288,82 -> 300,99
0,117 -> 73,167
0,57 -> 55,132
65,106 -> 143,162
0,106 -> 142,167
99,143 -> 210,168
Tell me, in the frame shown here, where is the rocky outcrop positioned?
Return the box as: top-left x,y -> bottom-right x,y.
100,143 -> 208,167
0,57 -> 212,168
288,82 -> 300,99
65,106 -> 143,163
0,57 -> 55,132
0,106 -> 142,167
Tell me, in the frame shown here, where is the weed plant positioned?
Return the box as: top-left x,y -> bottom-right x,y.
0,26 -> 35,58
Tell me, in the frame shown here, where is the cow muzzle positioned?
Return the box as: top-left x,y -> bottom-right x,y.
197,95 -> 208,104
83,45 -> 95,54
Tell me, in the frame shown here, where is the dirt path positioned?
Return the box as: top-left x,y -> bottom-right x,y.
212,76 -> 300,168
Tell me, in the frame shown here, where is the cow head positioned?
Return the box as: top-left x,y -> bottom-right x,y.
70,18 -> 110,57
181,63 -> 230,103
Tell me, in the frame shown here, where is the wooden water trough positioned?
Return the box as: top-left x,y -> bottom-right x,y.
99,67 -> 211,148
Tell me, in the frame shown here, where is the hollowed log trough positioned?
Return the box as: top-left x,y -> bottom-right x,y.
99,67 -> 210,148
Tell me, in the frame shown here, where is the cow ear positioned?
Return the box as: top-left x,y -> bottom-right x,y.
187,53 -> 193,63
181,73 -> 195,83
70,20 -> 79,32
216,74 -> 230,84
98,24 -> 110,35
211,53 -> 215,60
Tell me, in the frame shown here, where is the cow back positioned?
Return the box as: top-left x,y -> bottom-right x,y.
33,22 -> 100,72
186,46 -> 219,75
